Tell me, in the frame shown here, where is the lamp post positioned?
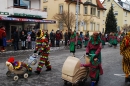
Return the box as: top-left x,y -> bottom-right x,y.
68,1 -> 74,30
76,0 -> 79,32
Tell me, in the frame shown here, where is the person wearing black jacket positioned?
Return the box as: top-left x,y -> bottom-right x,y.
13,29 -> 19,51
20,31 -> 27,50
31,30 -> 36,49
50,30 -> 55,47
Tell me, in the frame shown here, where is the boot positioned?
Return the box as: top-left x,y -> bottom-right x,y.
91,82 -> 95,86
34,71 -> 40,74
46,68 -> 51,71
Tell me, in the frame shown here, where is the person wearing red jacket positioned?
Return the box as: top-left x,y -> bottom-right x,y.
0,26 -> 6,52
55,30 -> 61,47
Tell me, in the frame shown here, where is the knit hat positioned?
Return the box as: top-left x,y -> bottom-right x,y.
8,56 -> 15,63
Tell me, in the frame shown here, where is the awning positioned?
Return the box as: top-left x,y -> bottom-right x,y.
0,16 -> 56,24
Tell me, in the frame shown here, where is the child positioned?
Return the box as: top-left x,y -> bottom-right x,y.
27,34 -> 31,49
81,54 -> 103,86
7,56 -> 32,74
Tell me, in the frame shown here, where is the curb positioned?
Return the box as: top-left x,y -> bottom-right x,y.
0,46 -> 65,55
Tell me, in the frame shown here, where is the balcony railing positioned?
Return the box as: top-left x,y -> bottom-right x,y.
7,6 -> 47,19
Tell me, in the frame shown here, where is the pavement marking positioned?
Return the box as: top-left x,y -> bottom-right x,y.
114,74 -> 125,77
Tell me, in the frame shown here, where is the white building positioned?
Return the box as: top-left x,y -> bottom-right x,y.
0,0 -> 55,39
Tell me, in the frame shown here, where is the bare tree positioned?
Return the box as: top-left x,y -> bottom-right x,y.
53,11 -> 76,30
122,24 -> 130,33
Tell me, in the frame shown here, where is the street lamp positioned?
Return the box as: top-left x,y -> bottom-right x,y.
76,0 -> 79,32
68,0 -> 75,30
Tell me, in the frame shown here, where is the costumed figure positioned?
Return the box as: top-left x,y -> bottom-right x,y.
77,33 -> 82,49
108,33 -> 113,47
34,29 -> 51,74
112,33 -> 118,48
86,32 -> 102,63
69,31 -> 76,57
81,54 -> 103,86
84,31 -> 89,48
120,32 -> 130,82
7,57 -> 32,74
101,33 -> 106,48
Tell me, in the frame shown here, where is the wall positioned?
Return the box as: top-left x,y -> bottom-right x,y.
30,0 -> 40,9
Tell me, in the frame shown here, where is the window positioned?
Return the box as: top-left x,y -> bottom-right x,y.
43,24 -> 47,30
76,5 -> 80,14
90,22 -> 93,31
91,7 -> 96,15
125,12 -> 127,16
112,4 -> 114,7
43,7 -> 47,12
43,0 -> 48,2
97,10 -> 100,18
84,22 -> 87,30
84,6 -> 87,14
124,20 -> 127,24
96,24 -> 100,31
103,4 -> 106,8
103,11 -> 105,16
114,11 -> 118,15
14,0 -> 19,5
108,0 -> 110,2
103,20 -> 105,25
93,23 -> 95,31
59,22 -> 63,30
59,5 -> 63,14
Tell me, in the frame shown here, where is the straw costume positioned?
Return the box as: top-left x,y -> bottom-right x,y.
34,30 -> 51,74
120,32 -> 130,80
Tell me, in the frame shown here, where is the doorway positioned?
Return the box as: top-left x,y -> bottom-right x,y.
10,25 -> 22,39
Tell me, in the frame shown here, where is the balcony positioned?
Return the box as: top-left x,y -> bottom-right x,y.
65,0 -> 83,3
7,6 -> 47,19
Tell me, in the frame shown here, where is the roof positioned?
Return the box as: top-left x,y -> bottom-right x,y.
102,0 -> 130,12
96,0 -> 106,10
83,1 -> 97,7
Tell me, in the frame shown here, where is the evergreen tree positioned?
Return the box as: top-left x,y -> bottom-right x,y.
105,5 -> 117,33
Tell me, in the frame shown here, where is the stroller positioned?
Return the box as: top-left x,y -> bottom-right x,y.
62,55 -> 90,86
6,53 -> 38,81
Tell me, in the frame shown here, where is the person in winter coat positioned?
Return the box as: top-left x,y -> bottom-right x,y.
34,30 -> 51,74
50,30 -> 55,47
84,31 -> 89,47
31,30 -> 36,49
0,26 -> 6,52
13,29 -> 19,51
55,31 -> 61,47
64,30 -> 68,47
81,54 -> 103,86
77,32 -> 82,49
20,31 -> 27,50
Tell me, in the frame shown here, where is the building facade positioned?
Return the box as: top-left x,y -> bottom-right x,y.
102,0 -> 130,32
42,0 -> 106,35
0,0 -> 55,40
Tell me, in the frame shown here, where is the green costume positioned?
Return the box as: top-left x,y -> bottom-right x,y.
84,33 -> 89,47
70,33 -> 76,53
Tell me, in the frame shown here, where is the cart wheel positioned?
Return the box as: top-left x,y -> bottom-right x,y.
14,76 -> 19,81
6,71 -> 11,77
24,73 -> 28,78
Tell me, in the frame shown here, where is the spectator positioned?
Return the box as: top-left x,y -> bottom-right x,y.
55,30 -> 61,47
50,30 -> 55,47
20,31 -> 27,50
0,26 -> 6,52
27,34 -> 31,49
31,30 -> 36,49
12,28 -> 19,51
64,30 -> 68,47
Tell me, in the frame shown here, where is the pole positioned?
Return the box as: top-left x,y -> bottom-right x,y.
76,0 -> 79,32
68,2 -> 73,31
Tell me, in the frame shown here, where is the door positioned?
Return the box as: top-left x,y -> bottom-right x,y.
10,25 -> 22,39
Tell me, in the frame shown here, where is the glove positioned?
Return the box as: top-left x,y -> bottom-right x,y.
34,50 -> 37,53
38,52 -> 41,55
